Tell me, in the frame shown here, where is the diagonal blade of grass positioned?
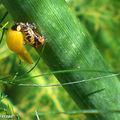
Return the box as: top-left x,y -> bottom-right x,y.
1,0 -> 120,120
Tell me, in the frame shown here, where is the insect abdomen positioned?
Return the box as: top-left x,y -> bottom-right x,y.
22,28 -> 35,45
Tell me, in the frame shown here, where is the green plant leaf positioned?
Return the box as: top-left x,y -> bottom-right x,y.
1,0 -> 120,120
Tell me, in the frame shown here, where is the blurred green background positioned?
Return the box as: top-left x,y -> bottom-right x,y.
0,0 -> 120,119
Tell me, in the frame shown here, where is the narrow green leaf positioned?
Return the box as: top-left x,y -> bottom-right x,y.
1,0 -> 120,120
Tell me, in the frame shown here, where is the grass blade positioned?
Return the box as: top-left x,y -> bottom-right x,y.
1,0 -> 120,120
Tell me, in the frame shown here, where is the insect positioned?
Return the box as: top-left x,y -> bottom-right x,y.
11,22 -> 45,48
0,11 -> 45,64
6,22 -> 45,64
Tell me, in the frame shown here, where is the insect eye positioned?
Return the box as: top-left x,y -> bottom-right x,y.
11,24 -> 18,30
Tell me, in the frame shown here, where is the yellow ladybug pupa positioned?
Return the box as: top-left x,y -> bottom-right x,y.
6,24 -> 33,64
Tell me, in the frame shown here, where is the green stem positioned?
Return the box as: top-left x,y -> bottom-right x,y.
1,0 -> 120,120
